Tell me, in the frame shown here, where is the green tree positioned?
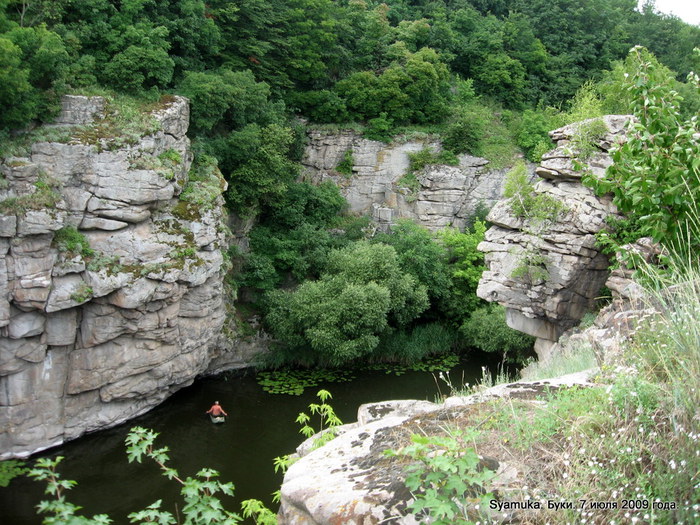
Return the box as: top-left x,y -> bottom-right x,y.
265,242 -> 429,366
178,69 -> 273,133
225,123 -> 300,213
585,46 -> 700,254
460,304 -> 535,363
437,221 -> 488,326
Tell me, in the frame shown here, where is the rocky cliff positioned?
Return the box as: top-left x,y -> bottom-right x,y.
302,130 -> 531,231
0,95 -> 234,458
477,115 -> 629,359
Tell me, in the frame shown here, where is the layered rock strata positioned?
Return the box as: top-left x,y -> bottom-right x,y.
0,95 -> 229,458
303,130 -> 530,231
476,116 -> 630,359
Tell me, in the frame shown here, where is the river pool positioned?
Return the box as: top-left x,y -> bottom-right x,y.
0,353 -> 500,523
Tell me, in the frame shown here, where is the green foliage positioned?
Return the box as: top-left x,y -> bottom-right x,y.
178,69 -> 273,134
562,80 -> 604,124
177,154 -> 227,213
0,173 -> 61,215
225,123 -> 300,213
510,247 -> 550,285
238,181 -> 349,291
387,428 -> 496,524
0,459 -> 25,488
373,220 -> 451,303
335,47 -> 451,128
53,226 -> 94,258
568,118 -> 608,161
442,113 -> 484,155
503,162 -> 566,224
584,46 -> 700,254
407,147 -> 459,173
515,108 -> 562,162
460,305 -> 534,364
70,282 -> 93,304
27,426 -> 278,525
295,389 -> 343,449
288,89 -> 348,123
0,22 -> 70,129
436,221 -> 488,324
362,112 -> 394,142
28,457 -> 112,525
376,322 -> 458,363
335,148 -> 354,176
264,241 -> 429,366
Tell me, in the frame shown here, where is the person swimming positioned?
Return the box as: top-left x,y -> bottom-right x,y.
206,401 -> 228,417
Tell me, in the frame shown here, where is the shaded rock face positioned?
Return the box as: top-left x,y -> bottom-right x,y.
476,116 -> 630,359
0,96 -> 231,458
302,130 -> 531,231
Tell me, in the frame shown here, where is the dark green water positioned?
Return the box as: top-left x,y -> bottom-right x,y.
0,355 -> 497,524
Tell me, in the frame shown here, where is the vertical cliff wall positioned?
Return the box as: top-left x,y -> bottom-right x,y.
302,130 -> 531,231
476,116 -> 629,359
0,96 -> 231,458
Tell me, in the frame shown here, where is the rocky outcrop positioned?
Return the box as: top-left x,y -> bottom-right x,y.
476,116 -> 630,359
303,130 -> 530,231
0,95 -> 232,458
278,372 -> 596,524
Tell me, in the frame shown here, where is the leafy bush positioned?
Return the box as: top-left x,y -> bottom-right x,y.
503,162 -> 565,224
515,108 -> 561,162
264,242 -> 429,366
584,46 -> 700,255
335,149 -> 354,176
442,112 -> 485,155
363,112 -> 394,142
53,227 -> 94,258
376,323 -> 458,363
387,428 -> 496,524
460,304 -> 535,364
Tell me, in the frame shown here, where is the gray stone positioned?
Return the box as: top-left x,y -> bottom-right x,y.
80,216 -> 129,231
1,94 -> 232,459
53,95 -> 106,125
46,274 -> 89,312
8,310 -> 45,339
476,116 -> 629,354
302,130 -> 531,232
0,216 -> 17,237
45,309 -> 78,346
67,336 -> 180,394
17,209 -> 66,237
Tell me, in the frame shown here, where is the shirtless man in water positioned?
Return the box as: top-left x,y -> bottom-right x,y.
206,401 -> 228,417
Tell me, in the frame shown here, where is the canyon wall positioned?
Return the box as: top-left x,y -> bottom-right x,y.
302,130 -> 531,231
0,96 -> 238,458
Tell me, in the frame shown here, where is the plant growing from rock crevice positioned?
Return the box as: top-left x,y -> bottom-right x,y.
510,247 -> 550,285
386,427 -> 496,524
335,148 -> 354,177
503,162 -> 566,228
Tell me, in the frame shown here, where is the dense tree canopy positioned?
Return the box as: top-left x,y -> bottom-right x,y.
1,0 -> 698,367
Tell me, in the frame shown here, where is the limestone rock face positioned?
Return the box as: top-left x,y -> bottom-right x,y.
302,130 -> 529,231
0,95 -> 233,458
476,116 -> 630,359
